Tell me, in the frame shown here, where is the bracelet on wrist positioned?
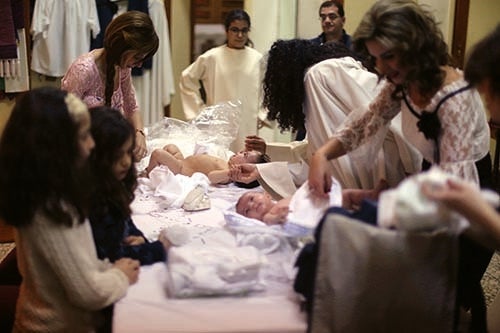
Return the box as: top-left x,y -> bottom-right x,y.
136,128 -> 145,137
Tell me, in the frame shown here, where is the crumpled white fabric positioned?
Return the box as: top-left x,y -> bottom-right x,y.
166,244 -> 265,298
378,167 -> 498,233
136,166 -> 210,209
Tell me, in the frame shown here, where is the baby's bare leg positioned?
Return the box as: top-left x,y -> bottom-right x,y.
163,144 -> 184,160
144,148 -> 183,175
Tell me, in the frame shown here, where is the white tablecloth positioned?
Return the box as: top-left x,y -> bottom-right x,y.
113,183 -> 307,333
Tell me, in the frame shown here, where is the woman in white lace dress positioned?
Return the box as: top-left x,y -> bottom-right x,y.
308,0 -> 491,197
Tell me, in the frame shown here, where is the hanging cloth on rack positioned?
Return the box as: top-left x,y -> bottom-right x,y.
0,0 -> 24,60
128,0 -> 153,76
30,0 -> 100,77
132,0 -> 175,126
90,0 -> 119,50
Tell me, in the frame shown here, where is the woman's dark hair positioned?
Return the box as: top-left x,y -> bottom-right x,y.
263,39 -> 361,132
0,87 -> 90,227
102,11 -> 159,106
224,9 -> 253,47
234,180 -> 261,189
88,107 -> 137,221
224,9 -> 251,30
465,24 -> 500,96
353,0 -> 452,97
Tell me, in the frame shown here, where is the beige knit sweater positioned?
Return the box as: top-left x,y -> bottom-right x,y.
12,207 -> 129,332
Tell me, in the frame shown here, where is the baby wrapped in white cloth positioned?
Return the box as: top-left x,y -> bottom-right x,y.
225,178 -> 342,238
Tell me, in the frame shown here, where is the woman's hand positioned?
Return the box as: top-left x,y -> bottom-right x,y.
134,130 -> 148,161
245,135 -> 267,154
114,258 -> 140,284
308,151 -> 331,198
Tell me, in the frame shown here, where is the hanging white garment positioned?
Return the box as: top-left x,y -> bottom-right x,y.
132,0 -> 175,126
4,28 -> 29,92
30,0 -> 100,77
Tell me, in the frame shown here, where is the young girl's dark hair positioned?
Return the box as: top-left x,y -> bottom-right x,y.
263,39 -> 361,132
224,9 -> 251,30
0,87 -> 90,227
88,107 -> 137,220
224,9 -> 254,47
465,24 -> 500,95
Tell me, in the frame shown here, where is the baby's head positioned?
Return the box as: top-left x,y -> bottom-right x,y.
229,150 -> 270,165
236,191 -> 274,221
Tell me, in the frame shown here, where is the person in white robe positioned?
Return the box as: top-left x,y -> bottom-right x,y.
236,39 -> 421,199
179,9 -> 266,153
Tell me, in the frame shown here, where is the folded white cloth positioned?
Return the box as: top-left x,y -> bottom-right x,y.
136,166 -> 210,209
166,244 -> 265,298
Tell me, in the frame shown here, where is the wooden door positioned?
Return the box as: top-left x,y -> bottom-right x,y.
451,0 -> 470,69
190,0 -> 244,61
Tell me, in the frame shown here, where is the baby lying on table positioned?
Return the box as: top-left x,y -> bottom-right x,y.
141,143 -> 270,184
236,179 -> 342,229
235,178 -> 389,228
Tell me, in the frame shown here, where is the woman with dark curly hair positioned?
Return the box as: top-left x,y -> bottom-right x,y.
263,39 -> 361,134
309,0 -> 491,197
243,38 -> 420,193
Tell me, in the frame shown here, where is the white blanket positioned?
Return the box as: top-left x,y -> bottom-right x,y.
166,244 -> 265,298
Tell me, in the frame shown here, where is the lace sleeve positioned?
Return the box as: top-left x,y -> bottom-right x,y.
334,81 -> 401,152
120,68 -> 140,118
61,55 -> 104,107
61,60 -> 92,100
437,89 -> 489,183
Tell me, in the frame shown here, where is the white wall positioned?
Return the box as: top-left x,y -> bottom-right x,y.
418,0 -> 455,46
246,0 -> 298,52
245,0 -> 297,143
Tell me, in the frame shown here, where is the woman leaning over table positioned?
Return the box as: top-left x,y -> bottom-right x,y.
62,10 -> 159,161
307,1 -> 493,329
309,0 -> 491,197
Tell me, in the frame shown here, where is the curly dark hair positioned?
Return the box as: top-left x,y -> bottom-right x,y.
0,87 -> 91,227
88,107 -> 137,221
262,39 -> 361,132
353,0 -> 452,98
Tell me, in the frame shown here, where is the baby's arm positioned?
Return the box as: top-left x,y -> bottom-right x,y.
207,169 -> 231,184
263,197 -> 291,225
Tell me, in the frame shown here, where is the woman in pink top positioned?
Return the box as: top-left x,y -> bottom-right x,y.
62,11 -> 159,161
